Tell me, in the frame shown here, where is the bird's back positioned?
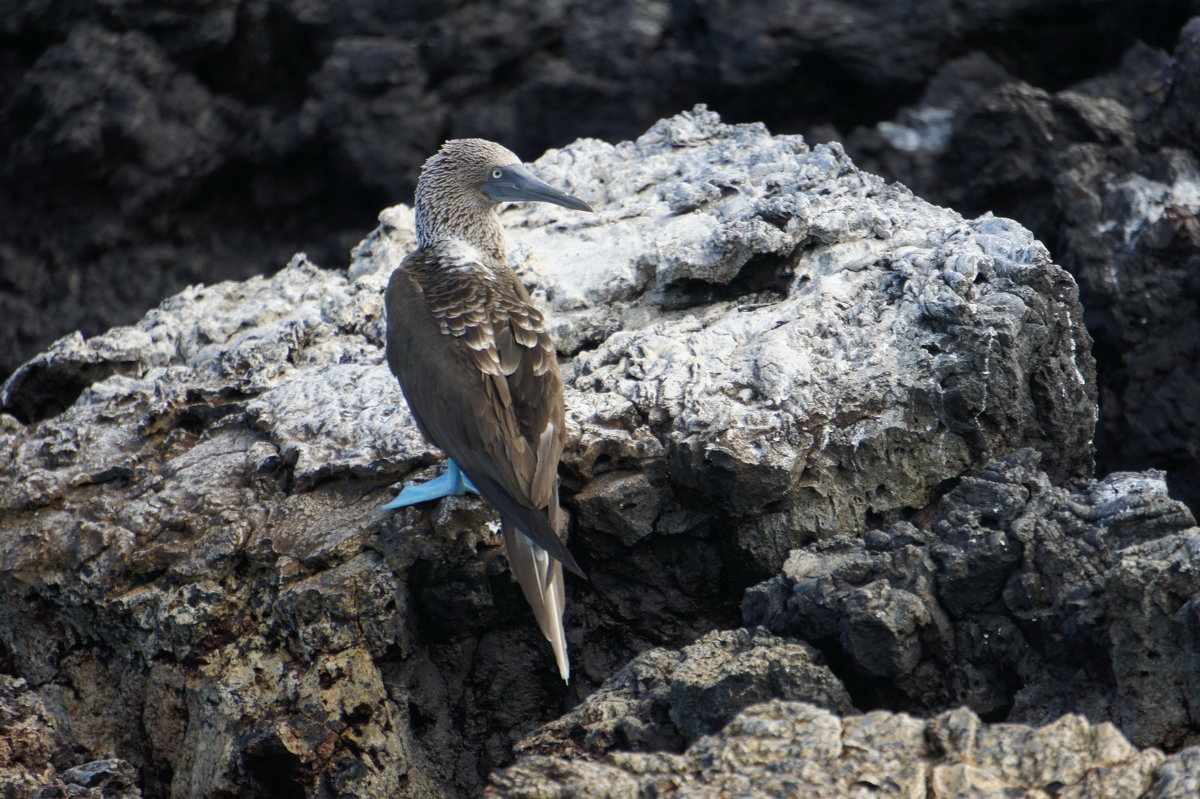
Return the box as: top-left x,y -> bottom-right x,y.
386,240 -> 577,572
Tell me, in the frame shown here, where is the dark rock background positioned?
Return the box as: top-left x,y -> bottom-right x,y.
2,0 -> 1199,510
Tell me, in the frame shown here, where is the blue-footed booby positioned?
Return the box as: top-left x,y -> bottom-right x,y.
383,139 -> 591,681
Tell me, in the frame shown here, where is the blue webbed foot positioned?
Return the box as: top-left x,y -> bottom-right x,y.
382,459 -> 480,509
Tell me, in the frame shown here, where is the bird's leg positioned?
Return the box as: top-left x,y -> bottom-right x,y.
381,459 -> 480,509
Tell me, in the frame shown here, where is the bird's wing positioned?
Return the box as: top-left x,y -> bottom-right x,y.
387,243 -> 581,576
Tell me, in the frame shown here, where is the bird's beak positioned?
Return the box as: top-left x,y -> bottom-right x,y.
483,163 -> 594,212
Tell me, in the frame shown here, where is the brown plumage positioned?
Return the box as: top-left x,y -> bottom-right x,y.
384,139 -> 591,681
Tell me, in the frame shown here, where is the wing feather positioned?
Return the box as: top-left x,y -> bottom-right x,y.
385,241 -> 579,577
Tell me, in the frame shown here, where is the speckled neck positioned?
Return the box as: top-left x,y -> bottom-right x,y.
414,161 -> 507,268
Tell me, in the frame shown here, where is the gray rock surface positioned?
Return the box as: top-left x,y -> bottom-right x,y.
848,19 -> 1200,513
514,628 -> 853,758
490,700 -> 1169,799
1145,747 -> 1200,799
528,110 -> 1094,568
743,449 -> 1200,749
490,450 -> 1200,796
0,109 -> 1102,796
54,760 -> 143,799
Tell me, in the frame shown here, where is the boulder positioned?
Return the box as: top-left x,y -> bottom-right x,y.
0,108 -> 1098,796
743,449 -> 1200,749
849,20 -> 1200,512
513,628 -> 853,758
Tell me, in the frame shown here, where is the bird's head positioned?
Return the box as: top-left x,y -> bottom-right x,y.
419,139 -> 593,213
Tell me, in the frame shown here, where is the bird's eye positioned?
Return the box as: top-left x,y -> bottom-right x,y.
491,168 -> 503,179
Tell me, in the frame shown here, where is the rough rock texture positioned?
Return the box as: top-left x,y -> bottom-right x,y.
514,628 -> 854,758
0,109 -> 1100,796
492,701 -> 1174,799
1146,747 -> 1200,798
743,449 -> 1200,750
0,675 -> 143,799
0,676 -> 66,797
848,18 -> 1200,512
2,0 -> 1194,379
490,450 -> 1200,796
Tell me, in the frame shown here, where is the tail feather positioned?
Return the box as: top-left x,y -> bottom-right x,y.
500,488 -> 571,681
503,522 -> 569,681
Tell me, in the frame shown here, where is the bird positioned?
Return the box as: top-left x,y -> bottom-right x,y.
382,138 -> 591,682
